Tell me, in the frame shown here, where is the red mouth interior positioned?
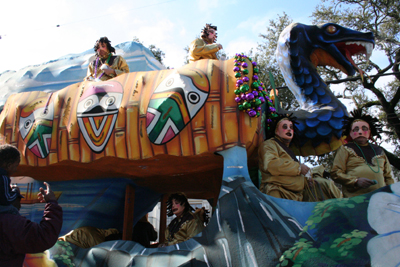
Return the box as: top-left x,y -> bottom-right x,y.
334,42 -> 367,75
335,42 -> 366,56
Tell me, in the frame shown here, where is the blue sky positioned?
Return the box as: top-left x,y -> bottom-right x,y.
0,0 -> 323,73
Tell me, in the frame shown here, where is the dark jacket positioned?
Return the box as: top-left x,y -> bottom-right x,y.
132,221 -> 157,247
0,201 -> 63,266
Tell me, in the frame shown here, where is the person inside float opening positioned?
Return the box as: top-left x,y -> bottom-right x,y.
161,192 -> 208,246
188,24 -> 223,62
85,37 -> 130,82
330,108 -> 394,198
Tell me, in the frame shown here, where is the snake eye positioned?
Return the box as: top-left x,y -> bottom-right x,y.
326,25 -> 337,34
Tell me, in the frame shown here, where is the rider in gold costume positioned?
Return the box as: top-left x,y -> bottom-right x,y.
259,114 -> 310,201
189,24 -> 223,62
85,37 -> 129,82
162,192 -> 208,246
331,109 -> 394,198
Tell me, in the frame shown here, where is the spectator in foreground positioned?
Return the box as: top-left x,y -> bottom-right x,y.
0,182 -> 63,266
0,144 -> 22,206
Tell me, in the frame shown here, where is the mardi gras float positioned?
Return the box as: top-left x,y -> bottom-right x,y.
1,23 -> 398,267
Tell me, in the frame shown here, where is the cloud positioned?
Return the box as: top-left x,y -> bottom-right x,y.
107,3 -> 133,23
132,19 -> 175,45
118,17 -> 188,69
237,15 -> 271,36
224,37 -> 258,58
196,0 -> 220,12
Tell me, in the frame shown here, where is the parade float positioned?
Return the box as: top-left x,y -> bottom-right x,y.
0,23 -> 399,266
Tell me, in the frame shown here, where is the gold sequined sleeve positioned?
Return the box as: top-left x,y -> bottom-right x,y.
259,139 -> 301,176
330,146 -> 358,187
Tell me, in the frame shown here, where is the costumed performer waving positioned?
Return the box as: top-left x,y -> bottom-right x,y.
85,37 -> 130,82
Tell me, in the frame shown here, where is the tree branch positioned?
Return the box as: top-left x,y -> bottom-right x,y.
390,85 -> 400,111
363,82 -> 389,107
359,101 -> 381,109
393,49 -> 400,81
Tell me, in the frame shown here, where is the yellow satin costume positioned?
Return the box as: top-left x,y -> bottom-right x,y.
85,55 -> 129,81
303,165 -> 343,201
259,138 -> 305,201
188,38 -> 219,62
331,144 -> 394,198
164,210 -> 205,246
58,226 -> 119,248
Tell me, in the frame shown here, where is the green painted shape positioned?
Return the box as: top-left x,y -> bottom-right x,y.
27,124 -> 52,156
148,98 -> 186,142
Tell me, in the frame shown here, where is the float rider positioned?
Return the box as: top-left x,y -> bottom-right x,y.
189,24 -> 223,62
331,109 -> 394,197
85,37 -> 130,82
258,113 -> 310,201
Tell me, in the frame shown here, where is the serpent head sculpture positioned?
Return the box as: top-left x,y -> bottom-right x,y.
276,22 -> 375,156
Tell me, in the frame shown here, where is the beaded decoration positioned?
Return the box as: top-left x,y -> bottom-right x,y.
94,53 -> 112,80
354,142 -> 380,173
233,53 -> 272,118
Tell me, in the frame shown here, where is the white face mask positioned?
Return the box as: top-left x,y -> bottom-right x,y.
350,120 -> 370,141
275,119 -> 294,141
